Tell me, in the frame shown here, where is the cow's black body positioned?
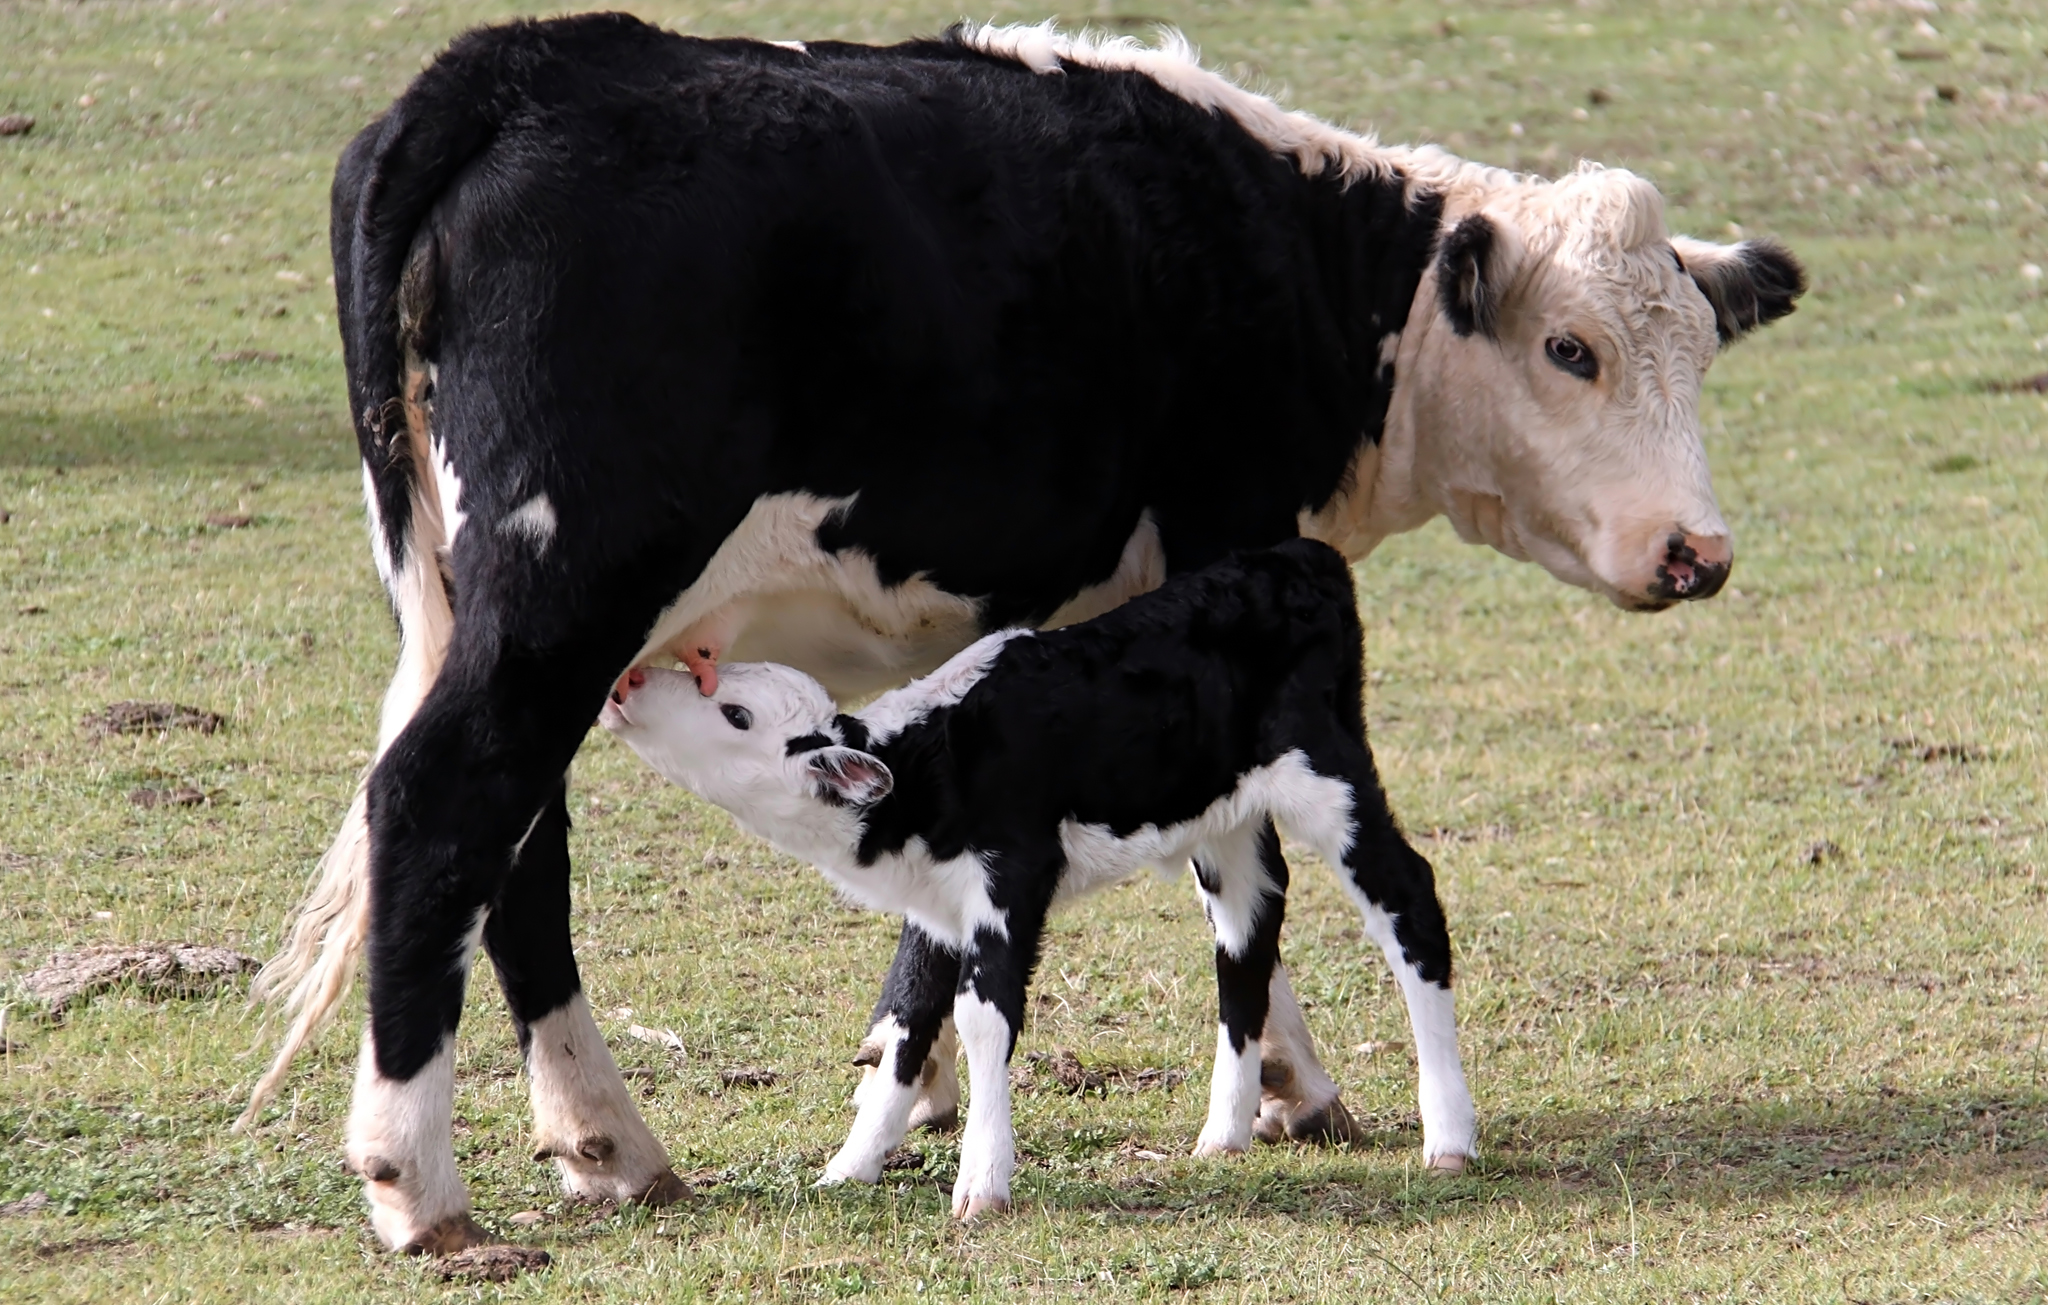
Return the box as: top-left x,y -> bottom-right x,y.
338,12 -> 1447,1094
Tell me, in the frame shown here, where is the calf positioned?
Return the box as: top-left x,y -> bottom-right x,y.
601,539 -> 1472,1218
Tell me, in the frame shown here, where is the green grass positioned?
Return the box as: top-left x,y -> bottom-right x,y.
3,0 -> 2045,1300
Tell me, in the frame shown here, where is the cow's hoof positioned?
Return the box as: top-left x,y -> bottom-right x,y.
1286,1095 -> 1366,1147
1426,1152 -> 1470,1174
1190,1138 -> 1249,1159
400,1212 -> 492,1257
435,1243 -> 551,1283
1252,1108 -> 1288,1145
952,1193 -> 1010,1222
637,1166 -> 690,1206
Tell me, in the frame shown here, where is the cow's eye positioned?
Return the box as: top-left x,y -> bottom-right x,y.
1545,335 -> 1599,381
721,704 -> 752,731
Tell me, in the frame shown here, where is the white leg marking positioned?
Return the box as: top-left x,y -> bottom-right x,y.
345,1030 -> 476,1252
823,1018 -> 921,1185
525,993 -> 681,1203
1193,1024 -> 1262,1157
950,993 -> 1015,1220
1354,904 -> 1476,1168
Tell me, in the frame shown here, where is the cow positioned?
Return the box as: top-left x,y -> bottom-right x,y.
601,539 -> 1464,1219
232,14 -> 1804,1254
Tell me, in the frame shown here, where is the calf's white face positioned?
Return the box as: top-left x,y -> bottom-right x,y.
598,665 -> 891,831
1395,167 -> 1804,612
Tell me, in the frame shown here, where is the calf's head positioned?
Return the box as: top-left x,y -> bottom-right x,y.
599,665 -> 893,831
1401,165 -> 1804,611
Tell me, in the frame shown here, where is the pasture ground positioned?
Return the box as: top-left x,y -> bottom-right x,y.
2,1 -> 2044,1300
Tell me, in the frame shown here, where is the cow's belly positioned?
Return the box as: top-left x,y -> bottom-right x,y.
727,588 -> 981,702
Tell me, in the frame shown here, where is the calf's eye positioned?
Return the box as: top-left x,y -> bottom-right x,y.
1545,335 -> 1598,381
721,704 -> 752,731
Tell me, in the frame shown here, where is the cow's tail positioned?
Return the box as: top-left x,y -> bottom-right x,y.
235,29 -> 534,1128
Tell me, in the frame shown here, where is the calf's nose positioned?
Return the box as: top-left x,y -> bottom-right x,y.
1649,531 -> 1732,603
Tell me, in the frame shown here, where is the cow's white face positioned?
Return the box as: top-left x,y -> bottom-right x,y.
1389,167 -> 1803,611
598,665 -> 891,833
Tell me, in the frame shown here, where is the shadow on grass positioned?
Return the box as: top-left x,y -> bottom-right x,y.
0,409 -> 354,470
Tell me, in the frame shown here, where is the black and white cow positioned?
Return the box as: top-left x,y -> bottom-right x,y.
235,14 -> 1804,1252
601,539 -> 1461,1219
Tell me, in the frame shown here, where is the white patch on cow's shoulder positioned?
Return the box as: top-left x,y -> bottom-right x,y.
524,993 -> 676,1202
1042,511 -> 1166,630
428,437 -> 466,551
500,492 -> 557,553
1193,1024 -> 1261,1157
636,493 -> 984,702
859,628 -> 1034,747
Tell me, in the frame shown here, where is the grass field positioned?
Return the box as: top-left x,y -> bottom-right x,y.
3,0 -> 2045,1300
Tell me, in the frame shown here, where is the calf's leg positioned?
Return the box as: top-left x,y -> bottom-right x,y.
1294,741 -> 1476,1170
950,890 -> 1051,1220
823,929 -> 961,1184
484,783 -> 684,1206
851,924 -> 962,1136
1191,818 -> 1289,1158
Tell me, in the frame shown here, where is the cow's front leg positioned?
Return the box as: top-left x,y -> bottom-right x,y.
1192,819 -> 1288,1158
486,783 -> 684,1206
1251,963 -> 1363,1145
824,931 -> 961,1184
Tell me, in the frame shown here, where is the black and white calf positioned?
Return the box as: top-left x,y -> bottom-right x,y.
601,540 -> 1473,1218
240,12 -> 1803,1252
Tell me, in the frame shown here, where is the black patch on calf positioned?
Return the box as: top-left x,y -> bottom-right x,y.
785,731 -> 833,756
1687,239 -> 1807,344
1436,214 -> 1502,338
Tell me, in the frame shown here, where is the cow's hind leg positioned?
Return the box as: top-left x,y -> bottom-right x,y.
1292,743 -> 1476,1170
824,928 -> 961,1185
1191,818 -> 1289,1158
1251,962 -> 1364,1146
485,782 -> 684,1206
347,637 -> 631,1251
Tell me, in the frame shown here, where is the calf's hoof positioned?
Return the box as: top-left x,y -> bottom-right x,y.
1190,1137 -> 1249,1159
951,1193 -> 1010,1222
1426,1152 -> 1470,1174
400,1212 -> 493,1257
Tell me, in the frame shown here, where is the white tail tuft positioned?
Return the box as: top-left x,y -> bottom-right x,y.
238,370 -> 455,1131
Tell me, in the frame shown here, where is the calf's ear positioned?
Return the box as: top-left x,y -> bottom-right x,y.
1672,236 -> 1807,344
808,747 -> 894,807
1436,213 -> 1515,338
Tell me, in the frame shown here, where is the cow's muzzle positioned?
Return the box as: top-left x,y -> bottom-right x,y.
1645,531 -> 1733,605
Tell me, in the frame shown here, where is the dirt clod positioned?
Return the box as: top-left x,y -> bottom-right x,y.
0,1192 -> 51,1217
1804,839 -> 1843,865
129,785 -> 208,808
1012,1049 -> 1186,1096
21,943 -> 257,1019
435,1244 -> 551,1283
719,1065 -> 778,1088
0,115 -> 33,136
204,513 -> 253,529
83,701 -> 224,736
211,349 -> 282,364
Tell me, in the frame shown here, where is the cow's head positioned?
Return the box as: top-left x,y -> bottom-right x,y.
1397,164 -> 1804,611
599,664 -> 892,839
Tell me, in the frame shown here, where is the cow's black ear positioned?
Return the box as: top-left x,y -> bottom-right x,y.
1673,236 -> 1807,345
1437,213 -> 1506,338
809,747 -> 893,807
